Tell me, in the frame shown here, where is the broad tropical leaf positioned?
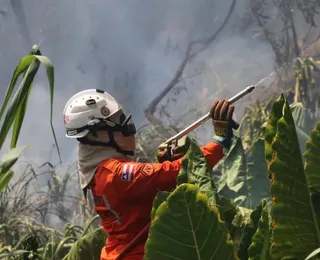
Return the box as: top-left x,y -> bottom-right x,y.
247,200 -> 271,260
290,102 -> 314,134
177,139 -> 218,205
176,139 -> 238,228
237,199 -> 266,260
304,121 -> 320,193
145,183 -> 237,260
264,94 -> 285,165
246,138 -> 270,209
214,136 -> 270,209
213,136 -> 248,205
266,93 -> 320,259
151,191 -> 170,221
304,121 -> 320,228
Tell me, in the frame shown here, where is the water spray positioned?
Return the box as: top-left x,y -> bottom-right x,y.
159,85 -> 255,148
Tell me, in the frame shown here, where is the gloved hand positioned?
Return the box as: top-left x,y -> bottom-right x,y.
156,136 -> 191,163
210,100 -> 239,149
157,145 -> 185,163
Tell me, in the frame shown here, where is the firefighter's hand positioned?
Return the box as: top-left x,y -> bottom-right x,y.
209,100 -> 239,149
157,145 -> 186,163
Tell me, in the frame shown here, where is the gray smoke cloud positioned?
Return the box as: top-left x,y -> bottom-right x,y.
0,0 -> 276,169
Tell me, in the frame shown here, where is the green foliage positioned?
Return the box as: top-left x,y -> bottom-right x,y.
247,200 -> 271,260
237,199 -> 266,260
0,45 -> 58,192
266,93 -> 320,259
0,215 -> 104,259
294,58 -> 320,115
144,91 -> 320,260
304,121 -> 320,194
62,227 -> 107,260
145,184 -> 237,260
213,136 -> 270,209
177,140 -> 219,204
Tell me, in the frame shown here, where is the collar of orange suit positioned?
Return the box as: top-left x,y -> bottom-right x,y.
77,142 -> 128,190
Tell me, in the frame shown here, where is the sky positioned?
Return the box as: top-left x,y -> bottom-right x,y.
0,0 -> 278,174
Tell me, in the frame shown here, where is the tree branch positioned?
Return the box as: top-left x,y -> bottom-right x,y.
144,0 -> 237,120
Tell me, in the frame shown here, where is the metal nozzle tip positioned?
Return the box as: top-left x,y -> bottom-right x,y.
247,85 -> 255,92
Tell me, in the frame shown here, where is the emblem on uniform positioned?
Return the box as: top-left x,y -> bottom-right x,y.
121,164 -> 135,181
121,172 -> 133,181
141,164 -> 154,176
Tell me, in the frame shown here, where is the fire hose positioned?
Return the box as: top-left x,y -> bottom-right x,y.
115,85 -> 255,260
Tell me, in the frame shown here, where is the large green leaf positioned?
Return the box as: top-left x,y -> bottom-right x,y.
264,94 -> 285,165
177,139 -> 218,205
145,183 -> 237,260
237,199 -> 266,260
304,121 -> 320,193
214,136 -> 269,209
62,227 -> 107,260
177,139 -> 238,229
266,93 -> 320,259
151,191 -> 170,221
290,102 -> 314,134
246,138 -> 270,209
230,206 -> 253,251
304,121 -> 320,229
247,200 -> 271,260
213,136 -> 248,205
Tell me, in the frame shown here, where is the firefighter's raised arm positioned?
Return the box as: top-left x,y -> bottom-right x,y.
97,99 -> 239,200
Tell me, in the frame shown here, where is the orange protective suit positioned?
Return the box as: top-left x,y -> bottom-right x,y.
90,142 -> 224,260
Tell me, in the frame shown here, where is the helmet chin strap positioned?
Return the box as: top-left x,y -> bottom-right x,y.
77,130 -> 135,156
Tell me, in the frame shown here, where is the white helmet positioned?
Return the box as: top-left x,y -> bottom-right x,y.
63,89 -> 125,138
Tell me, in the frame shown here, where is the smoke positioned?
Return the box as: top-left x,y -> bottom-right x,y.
0,1 -> 277,169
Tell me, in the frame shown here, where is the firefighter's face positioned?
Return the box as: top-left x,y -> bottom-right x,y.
92,131 -> 136,151
115,132 -> 136,151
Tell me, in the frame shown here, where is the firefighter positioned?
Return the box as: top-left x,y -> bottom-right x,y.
63,89 -> 238,260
